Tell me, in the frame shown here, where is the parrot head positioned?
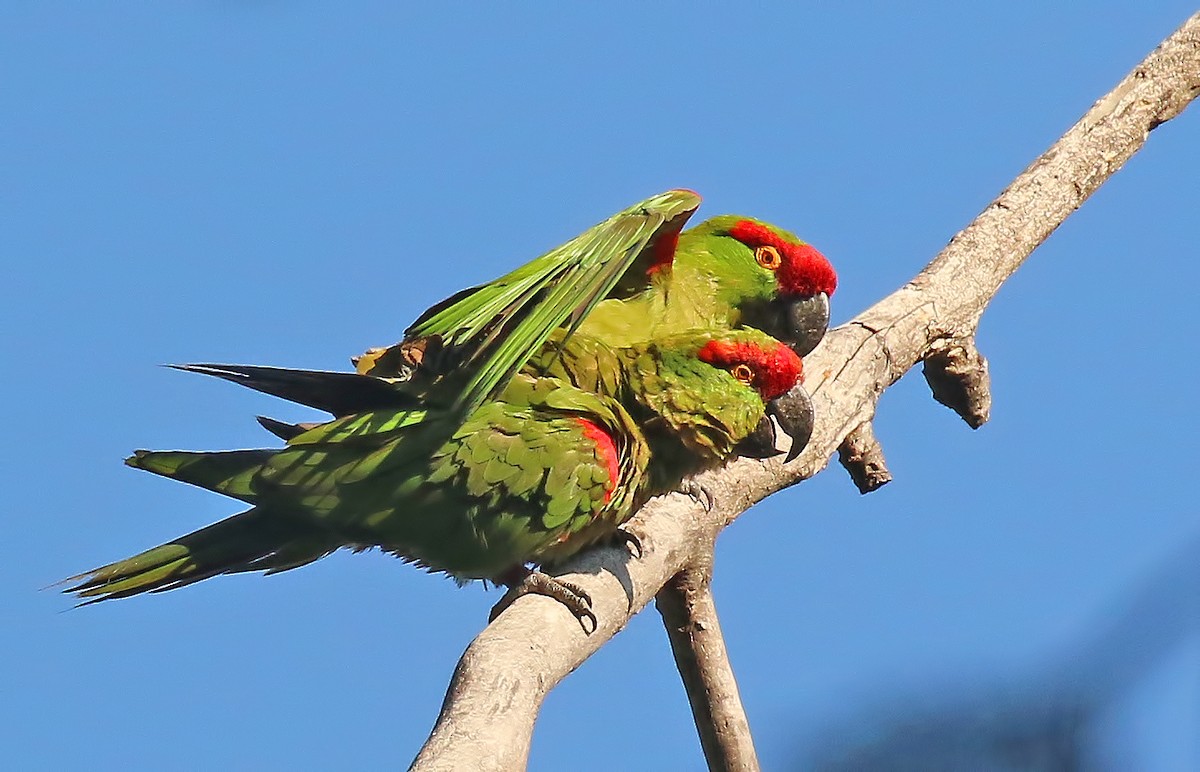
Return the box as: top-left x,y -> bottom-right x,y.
631,327 -> 811,468
695,331 -> 814,461
678,215 -> 837,357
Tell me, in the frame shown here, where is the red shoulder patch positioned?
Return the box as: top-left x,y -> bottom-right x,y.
697,339 -> 803,399
646,231 -> 679,277
576,418 -> 620,503
727,219 -> 837,298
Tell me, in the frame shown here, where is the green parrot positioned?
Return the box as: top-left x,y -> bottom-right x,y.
351,189 -> 836,419
172,191 -> 829,465
66,328 -> 805,624
172,320 -> 816,463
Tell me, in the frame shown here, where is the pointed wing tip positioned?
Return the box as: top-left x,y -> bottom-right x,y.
660,188 -> 703,216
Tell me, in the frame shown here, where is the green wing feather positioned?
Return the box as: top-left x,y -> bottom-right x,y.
407,189 -> 700,414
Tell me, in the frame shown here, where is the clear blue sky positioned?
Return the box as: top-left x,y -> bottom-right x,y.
3,4 -> 1196,769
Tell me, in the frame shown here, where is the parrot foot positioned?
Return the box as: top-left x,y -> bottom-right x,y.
490,568 -> 597,632
680,479 -> 715,511
610,526 -> 643,558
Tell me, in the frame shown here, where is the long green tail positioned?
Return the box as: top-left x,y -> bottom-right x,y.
65,508 -> 334,603
126,449 -> 273,503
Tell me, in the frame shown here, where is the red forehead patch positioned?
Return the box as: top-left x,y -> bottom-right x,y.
696,339 -> 803,399
727,219 -> 837,297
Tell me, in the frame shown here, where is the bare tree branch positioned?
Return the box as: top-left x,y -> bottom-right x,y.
656,554 -> 760,772
409,14 -> 1200,771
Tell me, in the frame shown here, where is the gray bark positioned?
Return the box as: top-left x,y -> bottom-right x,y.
410,14 -> 1200,771
656,555 -> 760,771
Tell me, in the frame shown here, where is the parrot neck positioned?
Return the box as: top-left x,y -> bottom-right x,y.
576,259 -> 743,346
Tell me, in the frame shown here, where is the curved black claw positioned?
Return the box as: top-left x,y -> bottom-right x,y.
785,292 -> 830,357
608,526 -> 643,558
681,479 -> 715,512
769,384 -> 815,462
489,569 -> 597,633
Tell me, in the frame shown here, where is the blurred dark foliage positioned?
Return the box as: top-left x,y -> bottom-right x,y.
797,535 -> 1198,770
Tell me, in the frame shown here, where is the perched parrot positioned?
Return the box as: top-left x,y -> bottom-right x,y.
66,328 -> 805,624
173,321 -> 816,462
351,189 -> 836,419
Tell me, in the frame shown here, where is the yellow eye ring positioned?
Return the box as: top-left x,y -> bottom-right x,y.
731,363 -> 755,386
755,245 -> 782,270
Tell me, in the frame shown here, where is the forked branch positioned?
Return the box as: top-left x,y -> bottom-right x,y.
411,14 -> 1200,771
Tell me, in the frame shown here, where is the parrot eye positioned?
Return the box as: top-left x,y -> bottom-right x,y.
755,245 -> 782,270
730,363 -> 755,386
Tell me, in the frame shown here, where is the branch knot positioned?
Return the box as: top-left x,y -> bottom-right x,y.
923,337 -> 991,429
837,421 -> 892,494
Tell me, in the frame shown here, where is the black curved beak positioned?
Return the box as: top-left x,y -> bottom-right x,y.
770,384 -> 815,462
785,292 -> 830,357
736,385 -> 815,461
736,416 -> 779,459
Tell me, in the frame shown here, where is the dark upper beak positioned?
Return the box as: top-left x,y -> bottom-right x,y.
739,293 -> 830,357
770,384 -> 815,462
736,384 -> 815,461
785,292 -> 830,357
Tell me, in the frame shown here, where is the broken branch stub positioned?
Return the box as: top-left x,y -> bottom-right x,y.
923,338 -> 992,429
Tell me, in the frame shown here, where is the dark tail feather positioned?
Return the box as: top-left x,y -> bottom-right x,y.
64,508 -> 335,603
169,363 -> 417,417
